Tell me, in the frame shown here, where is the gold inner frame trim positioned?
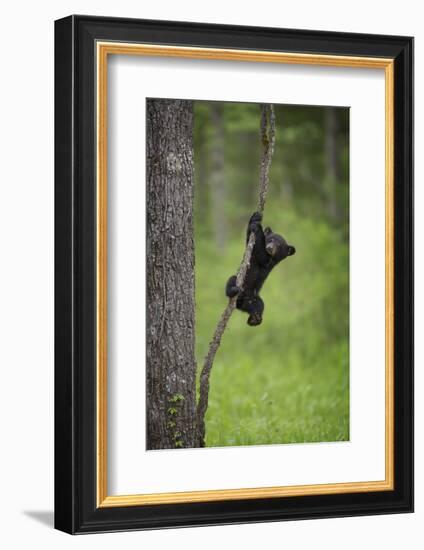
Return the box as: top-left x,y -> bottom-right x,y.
96,41 -> 395,508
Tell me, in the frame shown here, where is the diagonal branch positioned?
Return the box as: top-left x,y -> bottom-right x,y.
196,104 -> 276,447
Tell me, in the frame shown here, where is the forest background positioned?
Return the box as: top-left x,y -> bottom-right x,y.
193,101 -> 350,447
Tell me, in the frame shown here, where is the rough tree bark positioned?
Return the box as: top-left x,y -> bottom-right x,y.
146,99 -> 198,450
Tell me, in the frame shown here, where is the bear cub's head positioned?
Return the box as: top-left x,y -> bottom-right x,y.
264,226 -> 296,262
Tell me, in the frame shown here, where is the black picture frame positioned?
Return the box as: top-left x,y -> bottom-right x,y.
55,14 -> 414,534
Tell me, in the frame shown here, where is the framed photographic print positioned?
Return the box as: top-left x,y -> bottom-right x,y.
54,15 -> 414,534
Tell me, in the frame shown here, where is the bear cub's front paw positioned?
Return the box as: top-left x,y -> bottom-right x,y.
249,211 -> 262,224
248,211 -> 263,233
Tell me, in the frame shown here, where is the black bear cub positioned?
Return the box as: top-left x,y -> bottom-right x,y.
226,212 -> 295,326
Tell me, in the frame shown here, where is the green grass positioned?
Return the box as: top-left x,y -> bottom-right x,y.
195,207 -> 349,448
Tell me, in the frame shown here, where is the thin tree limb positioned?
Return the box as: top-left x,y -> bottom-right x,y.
196,104 -> 276,447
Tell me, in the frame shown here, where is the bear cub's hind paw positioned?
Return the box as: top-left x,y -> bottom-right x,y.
225,275 -> 241,298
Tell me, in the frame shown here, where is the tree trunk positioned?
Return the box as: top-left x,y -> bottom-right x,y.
195,108 -> 209,225
209,102 -> 227,251
325,107 -> 340,220
146,99 -> 198,450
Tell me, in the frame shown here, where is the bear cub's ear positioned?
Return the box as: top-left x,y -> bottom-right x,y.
287,245 -> 296,256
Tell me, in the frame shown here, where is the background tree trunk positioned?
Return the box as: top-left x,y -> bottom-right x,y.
209,102 -> 227,251
146,99 -> 198,450
195,110 -> 209,225
325,107 -> 340,221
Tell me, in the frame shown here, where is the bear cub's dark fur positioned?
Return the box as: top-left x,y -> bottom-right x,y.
226,212 -> 295,326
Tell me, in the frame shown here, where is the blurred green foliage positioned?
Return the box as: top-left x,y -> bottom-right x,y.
194,101 -> 349,447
